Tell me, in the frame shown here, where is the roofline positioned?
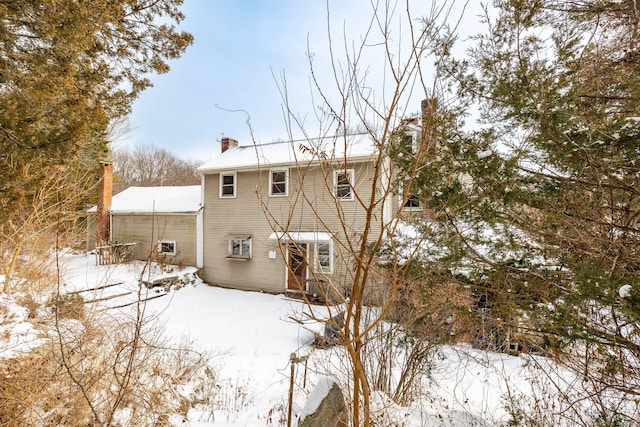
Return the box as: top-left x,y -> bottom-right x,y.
88,209 -> 203,215
109,209 -> 202,215
87,206 -> 203,214
197,153 -> 377,174
197,132 -> 379,174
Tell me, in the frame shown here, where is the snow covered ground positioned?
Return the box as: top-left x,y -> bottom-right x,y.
1,252 -> 574,426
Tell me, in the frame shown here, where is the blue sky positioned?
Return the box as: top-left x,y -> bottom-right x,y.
122,0 -> 480,160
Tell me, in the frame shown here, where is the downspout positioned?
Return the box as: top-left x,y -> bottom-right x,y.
196,174 -> 205,268
196,207 -> 204,268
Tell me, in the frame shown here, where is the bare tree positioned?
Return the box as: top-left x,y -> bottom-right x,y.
0,166 -> 93,293
112,143 -> 200,193
255,2 -> 470,425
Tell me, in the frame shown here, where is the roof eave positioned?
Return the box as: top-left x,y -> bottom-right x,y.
197,154 -> 377,174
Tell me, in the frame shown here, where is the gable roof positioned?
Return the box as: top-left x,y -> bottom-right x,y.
88,185 -> 202,214
197,134 -> 378,173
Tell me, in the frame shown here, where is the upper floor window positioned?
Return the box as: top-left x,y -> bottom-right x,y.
270,169 -> 288,196
334,169 -> 354,201
407,130 -> 419,154
220,172 -> 236,198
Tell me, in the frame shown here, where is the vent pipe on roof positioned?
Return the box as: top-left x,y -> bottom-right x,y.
221,137 -> 238,153
96,162 -> 113,246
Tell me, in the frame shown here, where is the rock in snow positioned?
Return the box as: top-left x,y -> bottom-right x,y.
619,284 -> 633,298
299,376 -> 347,427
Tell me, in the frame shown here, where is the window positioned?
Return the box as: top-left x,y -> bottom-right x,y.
158,240 -> 176,256
401,178 -> 421,211
220,172 -> 236,198
315,241 -> 333,274
228,236 -> 252,259
270,169 -> 288,196
334,169 -> 354,201
407,130 -> 419,154
403,194 -> 422,210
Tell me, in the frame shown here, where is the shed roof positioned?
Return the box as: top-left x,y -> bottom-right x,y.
88,185 -> 201,214
197,134 -> 378,173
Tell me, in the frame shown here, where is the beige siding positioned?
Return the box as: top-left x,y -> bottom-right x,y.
111,213 -> 198,266
201,161 -> 386,294
86,214 -> 97,252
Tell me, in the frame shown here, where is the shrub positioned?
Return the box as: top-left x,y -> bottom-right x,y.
46,293 -> 85,320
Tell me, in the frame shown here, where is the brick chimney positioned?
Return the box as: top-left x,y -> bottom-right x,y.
419,98 -> 439,153
221,137 -> 238,153
96,162 -> 113,246
421,99 -> 434,133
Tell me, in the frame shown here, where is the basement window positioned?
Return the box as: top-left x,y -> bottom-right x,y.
158,240 -> 177,256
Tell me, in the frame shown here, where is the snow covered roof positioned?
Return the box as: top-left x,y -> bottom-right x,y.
197,134 -> 378,173
268,231 -> 332,243
88,185 -> 201,214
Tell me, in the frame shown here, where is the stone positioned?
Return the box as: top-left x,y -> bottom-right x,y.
324,311 -> 345,340
299,377 -> 348,427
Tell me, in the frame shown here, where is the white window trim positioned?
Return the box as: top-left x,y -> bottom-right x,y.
220,172 -> 237,198
269,168 -> 289,197
227,235 -> 252,259
334,169 -> 355,201
409,130 -> 419,154
158,240 -> 177,256
401,177 -> 421,211
401,193 -> 422,211
315,241 -> 333,274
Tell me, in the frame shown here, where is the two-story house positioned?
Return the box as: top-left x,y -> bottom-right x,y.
196,134 -> 394,298
88,101 -> 434,297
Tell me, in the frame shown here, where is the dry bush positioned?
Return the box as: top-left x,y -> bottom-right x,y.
0,165 -> 90,293
0,350 -> 68,427
51,309 -> 217,426
0,243 -> 219,426
387,271 -> 476,345
5,252 -> 58,296
46,293 -> 85,320
343,269 -> 478,407
14,294 -> 39,319
0,299 -> 218,426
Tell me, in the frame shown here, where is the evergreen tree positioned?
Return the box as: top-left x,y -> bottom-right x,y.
413,0 -> 640,419
0,0 -> 193,223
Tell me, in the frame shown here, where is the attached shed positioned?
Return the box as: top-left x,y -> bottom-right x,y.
87,185 -> 203,267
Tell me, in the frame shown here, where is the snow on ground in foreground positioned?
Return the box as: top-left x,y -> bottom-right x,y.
3,253 -> 552,426
0,290 -> 48,358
